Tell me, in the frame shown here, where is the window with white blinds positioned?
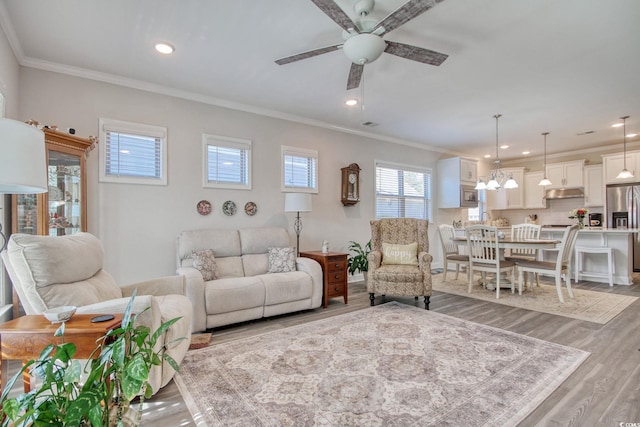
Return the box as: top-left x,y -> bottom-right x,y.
99,118 -> 167,185
282,146 -> 318,193
203,134 -> 251,189
375,161 -> 432,220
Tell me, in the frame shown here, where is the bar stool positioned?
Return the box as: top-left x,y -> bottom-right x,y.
574,246 -> 614,287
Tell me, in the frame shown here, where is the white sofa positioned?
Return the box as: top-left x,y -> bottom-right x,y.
176,227 -> 323,333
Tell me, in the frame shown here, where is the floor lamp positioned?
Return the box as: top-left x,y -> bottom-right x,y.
0,118 -> 48,250
284,193 -> 312,256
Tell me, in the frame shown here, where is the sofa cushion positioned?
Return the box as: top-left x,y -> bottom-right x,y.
192,249 -> 218,281
242,253 -> 269,277
239,227 -> 290,255
260,271 -> 313,305
267,247 -> 296,273
382,242 -> 419,266
204,276 -> 265,314
177,229 -> 241,268
215,256 -> 245,278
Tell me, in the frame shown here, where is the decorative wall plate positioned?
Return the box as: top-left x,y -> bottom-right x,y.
48,186 -> 63,201
222,200 -> 237,216
244,201 -> 257,216
197,200 -> 212,216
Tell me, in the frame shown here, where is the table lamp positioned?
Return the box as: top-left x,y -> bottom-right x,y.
0,118 -> 47,249
284,193 -> 312,256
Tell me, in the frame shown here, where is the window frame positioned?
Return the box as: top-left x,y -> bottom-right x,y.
99,118 -> 167,186
281,146 -> 318,193
202,134 -> 252,190
374,160 -> 433,220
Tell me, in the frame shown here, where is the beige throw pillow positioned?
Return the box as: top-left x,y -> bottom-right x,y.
192,249 -> 218,281
268,247 -> 296,273
382,242 -> 419,265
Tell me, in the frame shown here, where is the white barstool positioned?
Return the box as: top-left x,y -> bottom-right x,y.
574,246 -> 614,287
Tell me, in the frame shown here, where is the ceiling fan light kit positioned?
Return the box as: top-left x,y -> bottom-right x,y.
276,0 -> 448,89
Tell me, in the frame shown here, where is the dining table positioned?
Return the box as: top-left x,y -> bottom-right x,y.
452,236 -> 561,290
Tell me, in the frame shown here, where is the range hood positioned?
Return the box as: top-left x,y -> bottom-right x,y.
544,188 -> 585,199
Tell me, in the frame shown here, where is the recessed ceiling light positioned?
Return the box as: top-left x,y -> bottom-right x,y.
345,99 -> 358,106
612,122 -> 624,128
484,154 -> 491,158
628,133 -> 638,138
522,151 -> 530,155
155,42 -> 175,54
500,144 -> 509,149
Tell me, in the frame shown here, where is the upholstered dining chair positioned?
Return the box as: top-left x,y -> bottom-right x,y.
516,224 -> 580,303
465,225 -> 516,299
367,218 -> 432,309
506,223 -> 542,289
1,232 -> 193,395
437,224 -> 468,281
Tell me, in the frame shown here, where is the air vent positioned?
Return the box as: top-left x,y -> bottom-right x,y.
362,121 -> 378,127
576,130 -> 595,135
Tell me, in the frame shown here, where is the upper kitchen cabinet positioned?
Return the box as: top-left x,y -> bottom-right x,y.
584,164 -> 604,207
603,151 -> 640,184
437,157 -> 479,208
12,129 -> 93,236
486,167 -> 525,209
545,160 -> 585,189
523,171 -> 548,209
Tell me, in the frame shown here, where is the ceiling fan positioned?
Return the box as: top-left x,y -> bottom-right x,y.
275,0 -> 449,90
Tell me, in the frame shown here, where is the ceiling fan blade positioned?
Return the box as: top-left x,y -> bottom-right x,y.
374,0 -> 443,35
275,44 -> 342,65
346,63 -> 364,90
385,41 -> 448,65
310,0 -> 359,33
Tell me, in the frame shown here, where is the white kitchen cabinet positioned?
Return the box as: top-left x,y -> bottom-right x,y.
603,151 -> 640,184
524,171 -> 548,209
486,167 -> 525,209
437,157 -> 479,208
584,164 -> 604,207
545,160 -> 585,189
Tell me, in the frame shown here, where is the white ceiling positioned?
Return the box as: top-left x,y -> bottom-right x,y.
1,0 -> 639,160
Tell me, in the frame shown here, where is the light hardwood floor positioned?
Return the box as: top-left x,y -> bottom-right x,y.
6,276 -> 640,426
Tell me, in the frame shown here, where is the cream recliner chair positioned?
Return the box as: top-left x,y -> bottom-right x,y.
1,232 -> 192,395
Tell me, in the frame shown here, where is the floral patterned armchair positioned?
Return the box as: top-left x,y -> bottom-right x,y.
366,218 -> 432,309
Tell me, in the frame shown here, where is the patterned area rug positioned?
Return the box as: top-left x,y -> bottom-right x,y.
433,274 -> 638,324
175,302 -> 589,426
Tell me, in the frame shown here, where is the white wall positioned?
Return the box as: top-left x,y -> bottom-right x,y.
17,68 -> 445,284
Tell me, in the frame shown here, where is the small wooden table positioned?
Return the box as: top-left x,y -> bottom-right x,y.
299,251 -> 348,308
0,313 -> 123,394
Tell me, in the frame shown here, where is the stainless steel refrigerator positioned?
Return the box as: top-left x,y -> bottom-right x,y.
606,183 -> 640,271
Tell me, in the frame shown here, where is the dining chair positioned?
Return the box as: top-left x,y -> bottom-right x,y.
506,223 -> 542,289
465,225 -> 516,299
437,224 -> 469,281
515,224 -> 580,302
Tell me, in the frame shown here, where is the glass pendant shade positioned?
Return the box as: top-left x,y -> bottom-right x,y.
486,114 -> 516,190
474,179 -> 487,190
538,132 -> 552,186
617,116 -> 633,179
503,175 -> 518,189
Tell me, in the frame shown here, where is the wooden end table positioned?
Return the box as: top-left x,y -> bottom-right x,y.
299,251 -> 348,308
0,313 -> 123,394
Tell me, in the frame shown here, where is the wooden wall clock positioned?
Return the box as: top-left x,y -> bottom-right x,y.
341,163 -> 360,206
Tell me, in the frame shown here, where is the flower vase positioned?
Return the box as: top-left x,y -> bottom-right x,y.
578,219 -> 585,229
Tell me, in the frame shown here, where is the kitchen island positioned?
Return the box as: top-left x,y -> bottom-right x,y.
540,227 -> 639,285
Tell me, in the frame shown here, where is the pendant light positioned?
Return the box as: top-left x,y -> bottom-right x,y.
486,114 -> 518,190
474,177 -> 487,190
538,132 -> 552,186
616,115 -> 633,179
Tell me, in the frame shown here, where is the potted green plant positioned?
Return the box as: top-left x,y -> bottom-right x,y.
347,240 -> 371,280
0,291 -> 184,427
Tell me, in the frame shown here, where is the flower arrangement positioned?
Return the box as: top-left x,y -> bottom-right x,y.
569,208 -> 589,228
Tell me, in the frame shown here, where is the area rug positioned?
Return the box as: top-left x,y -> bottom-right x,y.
433,274 -> 638,324
174,302 -> 589,426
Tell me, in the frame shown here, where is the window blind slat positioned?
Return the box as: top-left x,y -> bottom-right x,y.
375,162 -> 432,220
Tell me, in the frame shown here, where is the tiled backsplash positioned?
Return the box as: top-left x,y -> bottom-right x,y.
491,198 -> 604,226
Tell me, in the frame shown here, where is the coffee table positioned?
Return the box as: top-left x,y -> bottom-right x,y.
0,313 -> 123,394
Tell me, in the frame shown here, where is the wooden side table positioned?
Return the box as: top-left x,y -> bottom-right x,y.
299,251 -> 348,308
0,313 -> 123,394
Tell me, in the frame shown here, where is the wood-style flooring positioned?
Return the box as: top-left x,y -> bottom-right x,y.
6,276 -> 640,426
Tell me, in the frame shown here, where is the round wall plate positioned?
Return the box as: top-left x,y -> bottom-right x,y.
222,200 -> 237,216
197,200 -> 212,216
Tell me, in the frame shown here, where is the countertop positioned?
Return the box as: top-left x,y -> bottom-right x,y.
542,227 -> 640,233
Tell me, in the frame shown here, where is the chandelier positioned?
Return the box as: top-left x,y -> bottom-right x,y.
486,114 -> 518,191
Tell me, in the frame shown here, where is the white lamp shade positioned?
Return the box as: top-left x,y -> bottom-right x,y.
0,119 -> 47,193
284,193 -> 312,212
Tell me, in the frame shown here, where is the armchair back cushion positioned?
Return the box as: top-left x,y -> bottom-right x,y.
3,233 -> 122,314
371,218 -> 430,254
